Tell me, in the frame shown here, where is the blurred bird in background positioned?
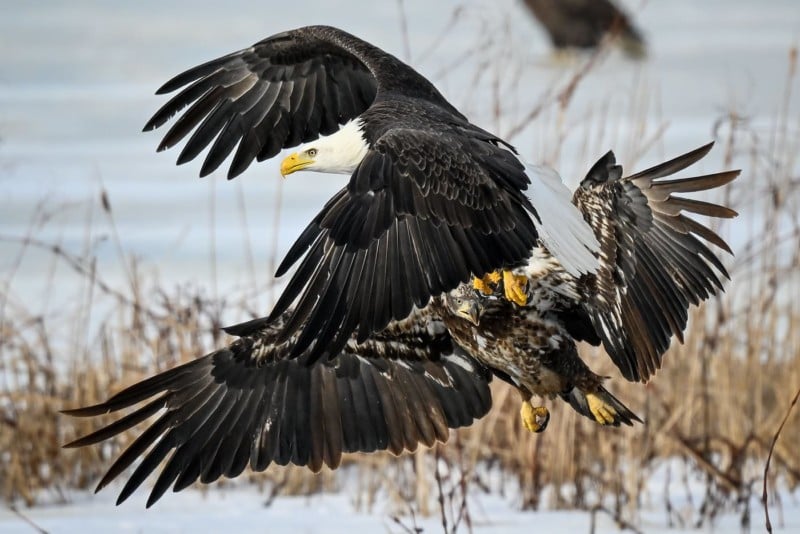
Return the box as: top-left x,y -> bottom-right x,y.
522,0 -> 647,59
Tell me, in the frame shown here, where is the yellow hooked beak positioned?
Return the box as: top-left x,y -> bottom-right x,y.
456,300 -> 482,326
280,152 -> 314,177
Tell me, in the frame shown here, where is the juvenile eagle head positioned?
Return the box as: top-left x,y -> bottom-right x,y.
445,286 -> 483,326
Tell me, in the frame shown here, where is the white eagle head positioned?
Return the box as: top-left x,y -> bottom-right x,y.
280,119 -> 368,176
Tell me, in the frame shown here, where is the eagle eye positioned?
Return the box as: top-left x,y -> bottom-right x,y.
307,148 -> 317,157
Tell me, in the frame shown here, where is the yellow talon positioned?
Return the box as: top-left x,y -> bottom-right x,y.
503,270 -> 528,306
473,271 -> 502,295
473,270 -> 527,305
520,402 -> 550,433
586,392 -> 618,425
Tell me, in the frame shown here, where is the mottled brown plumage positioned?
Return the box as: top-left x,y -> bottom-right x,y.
63,143 -> 737,504
442,274 -> 640,429
437,143 -> 738,431
571,144 -> 739,381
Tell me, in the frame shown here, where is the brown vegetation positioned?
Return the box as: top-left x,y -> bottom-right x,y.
1,29 -> 798,534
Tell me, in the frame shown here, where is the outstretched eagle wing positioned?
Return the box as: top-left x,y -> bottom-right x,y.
572,143 -> 738,381
143,26 -> 380,179
145,25 -> 558,363
143,25 -> 465,179
63,307 -> 492,507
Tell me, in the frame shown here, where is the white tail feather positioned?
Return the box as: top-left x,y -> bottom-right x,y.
525,163 -> 599,276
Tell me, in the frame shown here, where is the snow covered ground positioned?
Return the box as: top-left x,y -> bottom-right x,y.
4,488 -> 621,534
1,468 -> 798,533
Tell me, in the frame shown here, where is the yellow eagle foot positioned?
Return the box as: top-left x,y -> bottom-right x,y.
502,270 -> 528,306
472,271 -> 502,295
585,392 -> 618,425
520,402 -> 550,433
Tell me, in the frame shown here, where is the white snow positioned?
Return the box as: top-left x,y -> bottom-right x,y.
1,463 -> 798,533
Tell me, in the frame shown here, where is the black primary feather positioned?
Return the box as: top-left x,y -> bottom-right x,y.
62,307 -> 492,506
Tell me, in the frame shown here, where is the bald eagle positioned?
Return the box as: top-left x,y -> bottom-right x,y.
63,26 -> 737,506
140,24 -> 600,368
523,0 -> 647,59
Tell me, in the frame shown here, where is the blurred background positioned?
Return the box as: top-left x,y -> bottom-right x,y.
1,0 -> 799,531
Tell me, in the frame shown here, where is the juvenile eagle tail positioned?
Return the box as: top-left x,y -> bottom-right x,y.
561,385 -> 642,427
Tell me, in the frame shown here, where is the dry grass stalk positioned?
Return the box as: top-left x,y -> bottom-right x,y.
1,20 -> 798,534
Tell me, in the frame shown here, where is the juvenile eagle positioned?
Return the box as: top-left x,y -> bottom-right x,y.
64,26 -> 737,506
445,143 -> 738,431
